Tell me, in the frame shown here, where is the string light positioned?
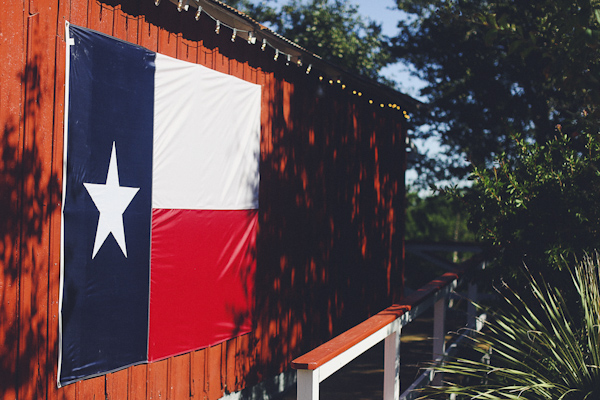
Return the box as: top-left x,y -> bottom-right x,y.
177,0 -> 188,12
154,0 -> 160,6
162,1 -> 413,118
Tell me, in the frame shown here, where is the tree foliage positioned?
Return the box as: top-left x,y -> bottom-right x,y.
224,0 -> 394,82
405,191 -> 475,243
393,0 -> 600,184
458,131 -> 600,292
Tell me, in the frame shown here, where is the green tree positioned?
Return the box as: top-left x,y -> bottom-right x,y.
223,0 -> 394,82
404,191 -> 477,288
458,131 -> 600,294
393,0 -> 600,185
405,191 -> 474,243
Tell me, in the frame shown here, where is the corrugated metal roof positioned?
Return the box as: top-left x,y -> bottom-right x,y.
167,0 -> 424,112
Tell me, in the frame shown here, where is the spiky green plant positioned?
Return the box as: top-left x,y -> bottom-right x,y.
419,255 -> 600,399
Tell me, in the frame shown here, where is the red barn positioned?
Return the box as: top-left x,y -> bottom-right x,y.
0,0 -> 418,398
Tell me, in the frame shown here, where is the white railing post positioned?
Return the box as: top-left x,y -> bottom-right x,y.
383,325 -> 401,400
432,295 -> 447,386
467,281 -> 478,331
468,261 -> 485,332
297,369 -> 319,400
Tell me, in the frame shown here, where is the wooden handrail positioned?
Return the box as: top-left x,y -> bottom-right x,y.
291,304 -> 409,370
291,269 -> 463,371
290,263 -> 482,400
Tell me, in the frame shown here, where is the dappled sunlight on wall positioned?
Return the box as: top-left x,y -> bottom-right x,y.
248,64 -> 405,383
0,0 -> 406,398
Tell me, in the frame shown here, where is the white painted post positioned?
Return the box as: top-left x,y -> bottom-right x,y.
467,281 -> 478,331
297,369 -> 319,400
432,296 -> 446,386
383,326 -> 401,400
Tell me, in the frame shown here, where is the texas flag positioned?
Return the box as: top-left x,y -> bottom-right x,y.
59,24 -> 260,386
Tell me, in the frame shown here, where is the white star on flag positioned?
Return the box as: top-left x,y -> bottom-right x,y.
84,142 -> 140,259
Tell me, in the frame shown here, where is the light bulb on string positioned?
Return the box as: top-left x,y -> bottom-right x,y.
274,49 -> 280,61
155,0 -> 160,6
215,20 -> 221,34
195,6 -> 202,20
231,28 -> 237,42
286,54 -> 291,66
247,31 -> 256,44
306,64 -> 312,74
261,38 -> 267,51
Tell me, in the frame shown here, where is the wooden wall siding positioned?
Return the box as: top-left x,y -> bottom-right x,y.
0,0 -> 406,398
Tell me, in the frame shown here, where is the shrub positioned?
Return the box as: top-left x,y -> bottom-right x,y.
419,254 -> 600,399
458,131 -> 600,294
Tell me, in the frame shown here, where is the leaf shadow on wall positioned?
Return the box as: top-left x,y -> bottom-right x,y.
82,1 -> 406,395
0,53 -> 61,398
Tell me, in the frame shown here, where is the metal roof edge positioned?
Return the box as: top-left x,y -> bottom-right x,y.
166,0 -> 425,112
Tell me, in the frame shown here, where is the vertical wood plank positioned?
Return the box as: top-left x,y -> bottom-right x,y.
0,0 -> 25,399
69,0 -> 89,28
225,339 -> 237,393
190,349 -> 207,399
168,354 -> 190,400
50,1 -> 70,399
76,376 -> 106,400
128,364 -> 148,400
148,359 -> 168,400
213,48 -> 228,75
88,0 -> 115,35
157,8 -> 179,58
137,0 -> 159,51
106,369 -> 129,400
19,7 -> 61,398
114,1 -> 139,45
206,344 -> 222,399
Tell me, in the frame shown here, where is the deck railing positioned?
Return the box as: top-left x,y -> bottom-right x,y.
291,259 -> 486,400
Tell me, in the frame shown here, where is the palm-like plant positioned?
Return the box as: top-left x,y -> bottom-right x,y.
420,255 -> 600,399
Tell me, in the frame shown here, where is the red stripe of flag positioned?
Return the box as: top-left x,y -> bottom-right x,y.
148,209 -> 257,361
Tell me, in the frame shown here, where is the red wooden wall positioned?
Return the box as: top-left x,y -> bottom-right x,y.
0,0 -> 407,398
